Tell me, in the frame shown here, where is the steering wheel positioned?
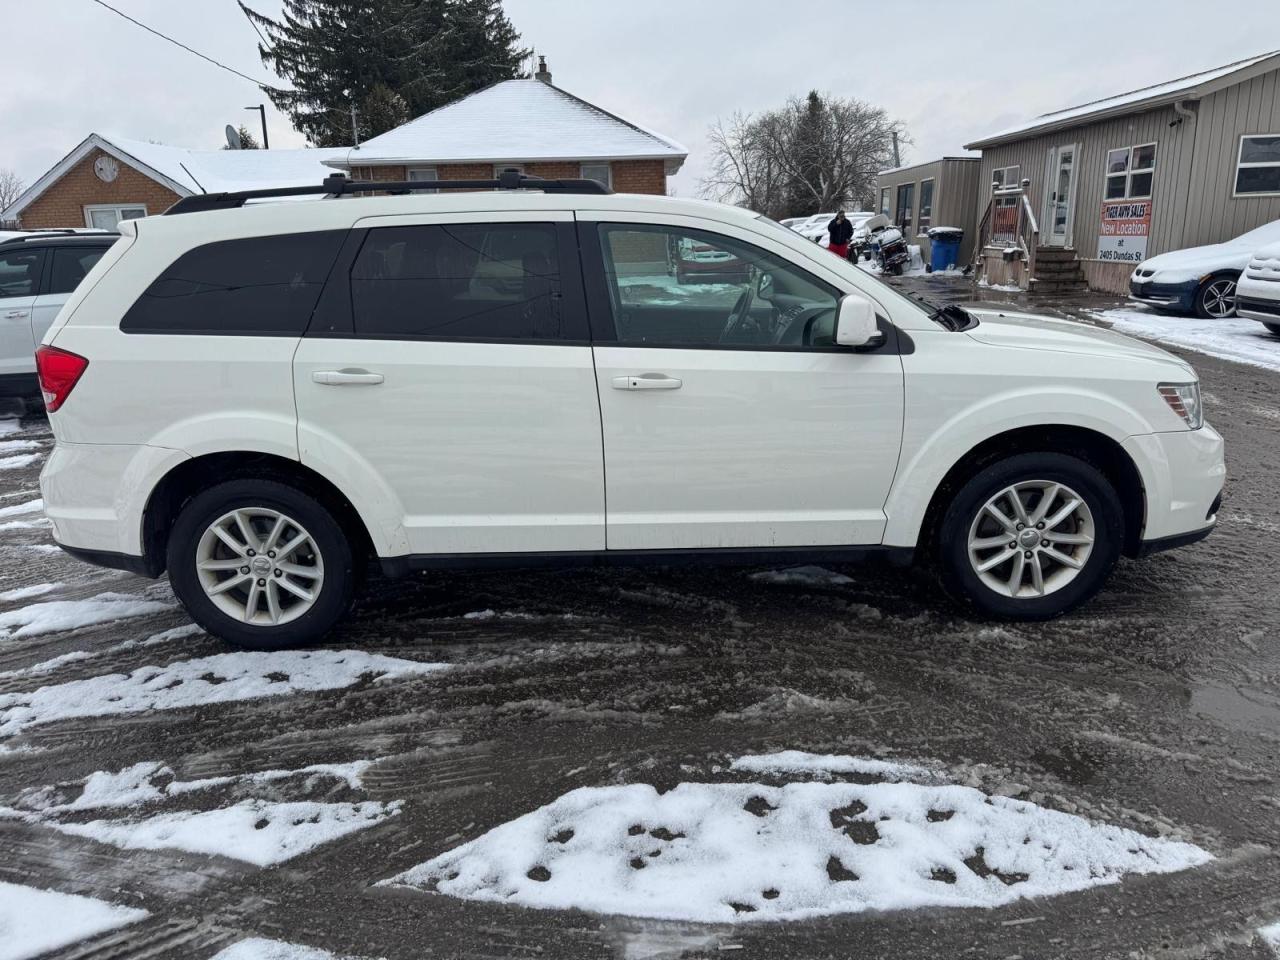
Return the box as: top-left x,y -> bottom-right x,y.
718,284 -> 761,344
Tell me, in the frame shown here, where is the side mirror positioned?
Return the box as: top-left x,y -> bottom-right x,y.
835,294 -> 881,348
758,272 -> 775,299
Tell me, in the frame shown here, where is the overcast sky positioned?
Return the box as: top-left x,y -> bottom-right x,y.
2,0 -> 1270,198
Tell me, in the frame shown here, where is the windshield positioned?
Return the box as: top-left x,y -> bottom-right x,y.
755,214 -> 976,330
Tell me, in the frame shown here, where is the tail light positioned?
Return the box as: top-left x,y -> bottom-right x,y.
35,345 -> 89,412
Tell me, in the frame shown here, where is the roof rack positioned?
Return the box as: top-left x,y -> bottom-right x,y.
0,230 -> 119,247
164,170 -> 612,216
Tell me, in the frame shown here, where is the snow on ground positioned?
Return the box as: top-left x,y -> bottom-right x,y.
0,582 -> 61,604
978,278 -> 1023,293
0,499 -> 41,520
1258,921 -> 1280,958
0,454 -> 39,471
748,565 -> 853,586
0,650 -> 447,738
617,275 -> 740,307
0,881 -> 146,960
52,799 -> 399,867
210,938 -> 370,960
1088,308 -> 1280,374
730,750 -> 931,781
387,758 -> 1211,923
0,592 -> 173,639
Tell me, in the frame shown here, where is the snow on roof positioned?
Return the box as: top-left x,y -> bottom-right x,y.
877,155 -> 980,177
331,79 -> 687,169
106,137 -> 348,194
967,50 -> 1280,149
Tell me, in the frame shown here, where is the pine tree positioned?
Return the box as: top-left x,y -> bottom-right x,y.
241,0 -> 529,146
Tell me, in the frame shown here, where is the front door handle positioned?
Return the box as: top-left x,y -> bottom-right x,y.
4,310 -> 28,320
612,374 -> 682,391
312,368 -> 384,386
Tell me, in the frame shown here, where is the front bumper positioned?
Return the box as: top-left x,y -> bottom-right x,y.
1123,423 -> 1225,549
1128,278 -> 1198,313
1235,294 -> 1280,324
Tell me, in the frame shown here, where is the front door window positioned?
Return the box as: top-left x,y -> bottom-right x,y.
1049,147 -> 1075,246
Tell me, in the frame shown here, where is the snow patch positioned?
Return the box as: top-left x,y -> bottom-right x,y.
0,650 -> 447,738
731,750 -> 931,781
0,592 -> 173,639
387,768 -> 1210,922
0,881 -> 146,960
0,498 -> 41,519
0,454 -> 38,471
1088,308 -> 1280,374
1259,921 -> 1280,958
0,583 -> 60,604
749,565 -> 852,586
210,938 -> 368,960
53,799 -> 398,866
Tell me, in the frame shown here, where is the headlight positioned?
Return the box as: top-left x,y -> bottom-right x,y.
1158,382 -> 1203,429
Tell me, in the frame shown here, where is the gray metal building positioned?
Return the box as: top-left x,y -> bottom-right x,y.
964,50 -> 1280,294
874,157 -> 982,267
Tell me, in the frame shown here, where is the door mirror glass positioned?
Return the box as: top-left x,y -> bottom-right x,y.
757,272 -> 774,300
835,294 -> 880,347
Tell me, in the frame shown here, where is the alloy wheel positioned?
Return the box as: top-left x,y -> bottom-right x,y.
194,507 -> 325,626
1200,278 -> 1236,318
967,480 -> 1096,599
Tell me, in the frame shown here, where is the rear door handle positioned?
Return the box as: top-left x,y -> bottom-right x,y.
611,374 -> 682,391
4,310 -> 28,320
312,369 -> 384,386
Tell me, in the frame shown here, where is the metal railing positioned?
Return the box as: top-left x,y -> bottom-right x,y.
974,179 -> 1040,280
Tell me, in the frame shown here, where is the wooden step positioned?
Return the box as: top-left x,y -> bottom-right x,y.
1033,262 -> 1085,279
1034,246 -> 1078,261
1029,278 -> 1087,294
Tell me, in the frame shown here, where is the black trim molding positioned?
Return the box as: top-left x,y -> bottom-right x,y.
56,543 -> 164,578
1134,524 -> 1215,558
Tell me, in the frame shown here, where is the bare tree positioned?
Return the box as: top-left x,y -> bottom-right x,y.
701,92 -> 907,218
0,168 -> 23,213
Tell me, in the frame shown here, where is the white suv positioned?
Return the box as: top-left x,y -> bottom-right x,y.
1235,240 -> 1280,336
36,174 -> 1225,648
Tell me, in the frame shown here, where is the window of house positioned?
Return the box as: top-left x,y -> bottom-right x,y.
84,205 -> 146,230
1105,143 -> 1156,200
350,222 -> 571,341
48,246 -> 110,295
580,163 -> 611,188
596,223 -> 840,349
880,188 -> 890,217
895,182 -> 914,234
917,178 -> 935,234
0,247 -> 45,298
406,167 -> 438,192
991,165 -> 1021,188
1235,135 -> 1280,195
121,231 -> 346,335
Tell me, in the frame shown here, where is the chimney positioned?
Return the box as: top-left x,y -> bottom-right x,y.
535,55 -> 552,84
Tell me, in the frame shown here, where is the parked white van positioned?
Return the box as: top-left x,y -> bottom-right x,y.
37,173 -> 1225,648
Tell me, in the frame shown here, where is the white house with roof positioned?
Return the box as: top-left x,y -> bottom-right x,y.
2,60 -> 686,229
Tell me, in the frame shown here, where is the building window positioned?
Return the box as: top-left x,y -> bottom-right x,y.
879,188 -> 890,217
1235,135 -> 1280,196
895,182 -> 914,234
991,165 -> 1021,188
84,204 -> 146,230
580,162 -> 611,188
1105,143 -> 1156,200
407,167 -> 438,192
917,178 -> 935,235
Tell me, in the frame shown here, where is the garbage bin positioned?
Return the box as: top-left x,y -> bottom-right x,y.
927,227 -> 964,272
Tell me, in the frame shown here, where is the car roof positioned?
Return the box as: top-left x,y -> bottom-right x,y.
0,232 -> 118,250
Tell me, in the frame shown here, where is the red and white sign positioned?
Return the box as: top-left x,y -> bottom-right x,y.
1097,199 -> 1152,263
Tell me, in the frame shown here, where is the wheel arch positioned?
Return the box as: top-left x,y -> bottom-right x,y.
910,424 -> 1147,560
140,452 -> 379,576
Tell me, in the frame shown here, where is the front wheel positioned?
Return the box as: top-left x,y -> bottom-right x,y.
167,479 -> 356,649
1194,274 -> 1237,319
936,453 -> 1124,620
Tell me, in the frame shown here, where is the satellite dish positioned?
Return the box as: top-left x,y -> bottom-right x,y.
224,124 -> 241,149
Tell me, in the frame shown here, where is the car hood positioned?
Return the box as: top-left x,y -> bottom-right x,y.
963,309 -> 1195,374
1138,241 -> 1255,276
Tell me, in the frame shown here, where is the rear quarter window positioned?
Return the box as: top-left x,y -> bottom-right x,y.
121,231 -> 346,335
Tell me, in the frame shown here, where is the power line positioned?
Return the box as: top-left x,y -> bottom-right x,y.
88,0 -> 271,88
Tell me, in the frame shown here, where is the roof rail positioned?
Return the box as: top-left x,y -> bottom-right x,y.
163,170 -> 612,216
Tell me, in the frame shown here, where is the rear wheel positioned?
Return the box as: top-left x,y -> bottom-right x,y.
1194,274 -> 1238,319
167,479 -> 355,649
936,453 -> 1124,620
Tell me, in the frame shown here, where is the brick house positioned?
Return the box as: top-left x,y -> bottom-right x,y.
3,60 -> 685,229
328,59 -> 686,193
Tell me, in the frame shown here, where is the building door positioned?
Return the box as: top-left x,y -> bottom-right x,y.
1044,145 -> 1076,247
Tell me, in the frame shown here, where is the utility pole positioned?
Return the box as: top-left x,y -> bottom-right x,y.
244,104 -> 268,149
350,103 -> 360,147
891,131 -> 900,168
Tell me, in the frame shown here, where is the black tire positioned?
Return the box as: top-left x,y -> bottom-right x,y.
1193,273 -> 1238,319
167,479 -> 356,650
936,453 -> 1124,620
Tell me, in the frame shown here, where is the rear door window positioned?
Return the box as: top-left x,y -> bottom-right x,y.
0,247 -> 45,299
349,223 -> 578,340
47,245 -> 111,295
121,231 -> 345,335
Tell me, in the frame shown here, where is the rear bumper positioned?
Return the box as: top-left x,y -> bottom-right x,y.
56,543 -> 162,578
1123,423 -> 1225,547
1128,278 -> 1197,312
1235,294 -> 1280,323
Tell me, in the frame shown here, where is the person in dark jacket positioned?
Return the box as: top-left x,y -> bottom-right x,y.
827,211 -> 854,259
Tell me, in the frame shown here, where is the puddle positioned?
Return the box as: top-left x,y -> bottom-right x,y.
1190,681 -> 1280,735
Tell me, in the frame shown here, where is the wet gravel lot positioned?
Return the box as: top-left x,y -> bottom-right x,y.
1,282 -> 1278,959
